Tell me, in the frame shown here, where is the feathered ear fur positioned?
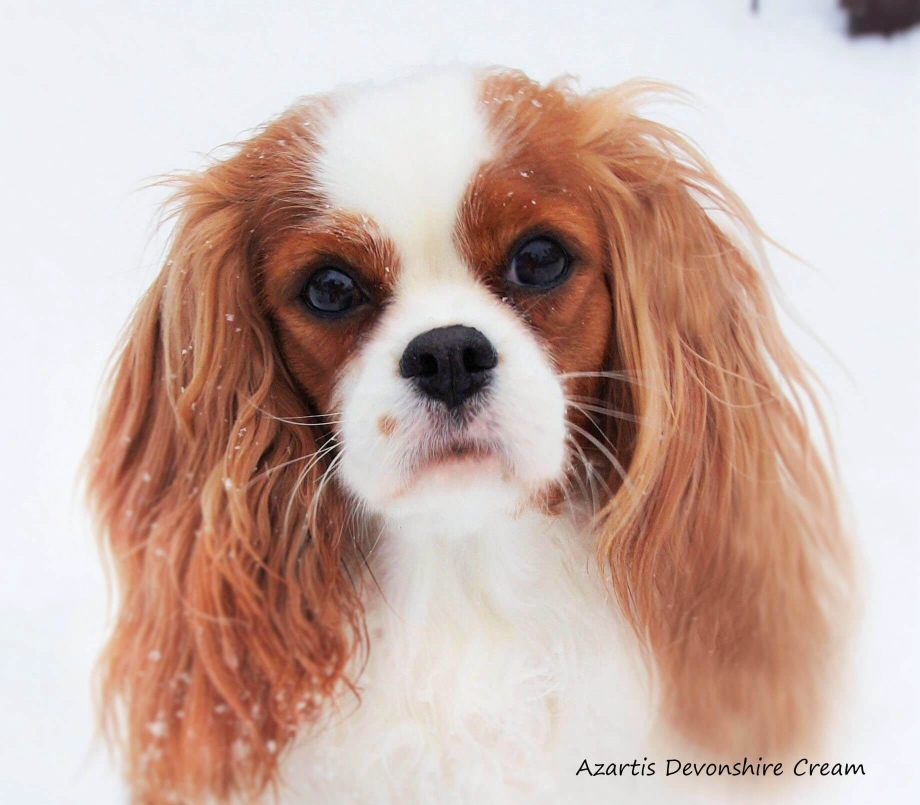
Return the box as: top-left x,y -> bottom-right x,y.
85,116 -> 361,804
579,84 -> 853,755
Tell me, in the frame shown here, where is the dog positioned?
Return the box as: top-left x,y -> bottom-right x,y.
86,67 -> 853,804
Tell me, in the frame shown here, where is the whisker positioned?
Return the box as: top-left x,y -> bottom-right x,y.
558,369 -> 674,400
269,414 -> 344,426
282,436 -> 341,541
364,521 -> 388,564
244,438 -> 337,489
307,451 -> 344,527
567,421 -> 631,489
556,475 -> 583,530
568,432 -> 615,508
565,399 -> 642,424
566,434 -> 599,515
558,370 -> 640,382
248,403 -> 344,426
566,400 -> 622,444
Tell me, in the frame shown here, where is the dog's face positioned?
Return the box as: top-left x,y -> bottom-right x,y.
262,71 -> 612,530
88,67 -> 851,804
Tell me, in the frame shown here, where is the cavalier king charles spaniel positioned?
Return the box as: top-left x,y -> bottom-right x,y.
87,67 -> 853,804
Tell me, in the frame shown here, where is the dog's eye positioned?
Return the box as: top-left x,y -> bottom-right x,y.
301,266 -> 365,316
506,236 -> 570,289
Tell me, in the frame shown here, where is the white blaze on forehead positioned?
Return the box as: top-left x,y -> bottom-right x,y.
314,69 -> 495,286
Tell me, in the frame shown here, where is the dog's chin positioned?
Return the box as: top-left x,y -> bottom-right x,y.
377,453 -> 530,540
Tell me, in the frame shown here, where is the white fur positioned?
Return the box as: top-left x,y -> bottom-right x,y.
333,278 -> 568,524
315,67 -> 494,283
277,70 -> 681,804
281,511 -> 658,804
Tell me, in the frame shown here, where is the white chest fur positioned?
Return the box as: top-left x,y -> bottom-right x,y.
278,510 -> 662,804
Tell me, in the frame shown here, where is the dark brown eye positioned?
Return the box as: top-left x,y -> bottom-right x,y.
301,266 -> 365,316
506,236 -> 570,289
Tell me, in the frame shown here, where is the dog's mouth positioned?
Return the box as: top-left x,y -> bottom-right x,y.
414,435 -> 496,471
392,431 -> 506,498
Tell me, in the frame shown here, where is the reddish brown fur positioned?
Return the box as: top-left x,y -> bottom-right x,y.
263,210 -> 400,410
86,104 -> 370,804
475,73 -> 853,754
460,75 -> 622,481
86,70 -> 853,804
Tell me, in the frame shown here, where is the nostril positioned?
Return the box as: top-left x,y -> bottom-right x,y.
461,347 -> 477,373
418,353 -> 439,377
462,341 -> 498,373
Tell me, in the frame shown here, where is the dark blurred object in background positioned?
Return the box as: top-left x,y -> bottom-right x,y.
840,0 -> 920,35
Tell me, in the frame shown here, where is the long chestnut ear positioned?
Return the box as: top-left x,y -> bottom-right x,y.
85,130 -> 361,804
580,84 -> 853,755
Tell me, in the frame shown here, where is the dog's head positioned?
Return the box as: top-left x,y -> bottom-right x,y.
87,68 -> 851,803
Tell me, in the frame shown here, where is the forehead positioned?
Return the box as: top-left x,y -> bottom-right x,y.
314,69 -> 494,281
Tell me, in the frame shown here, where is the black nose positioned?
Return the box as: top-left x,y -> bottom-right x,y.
399,325 -> 498,409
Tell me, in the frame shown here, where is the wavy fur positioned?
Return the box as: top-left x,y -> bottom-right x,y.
86,71 -> 853,804
87,122 -> 364,802
578,81 -> 853,753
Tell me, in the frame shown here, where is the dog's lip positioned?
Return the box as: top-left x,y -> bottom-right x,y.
399,433 -> 506,482
414,437 -> 495,469
391,441 -> 502,500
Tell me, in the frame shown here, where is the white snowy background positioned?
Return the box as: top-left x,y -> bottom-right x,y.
1,1 -> 917,803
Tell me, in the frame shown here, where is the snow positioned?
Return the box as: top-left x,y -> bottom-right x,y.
0,1 -> 916,803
